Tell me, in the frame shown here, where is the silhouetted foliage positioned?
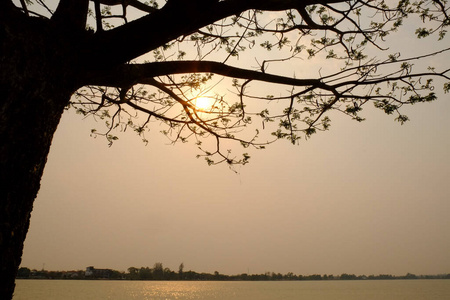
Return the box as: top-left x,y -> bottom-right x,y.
17,265 -> 450,281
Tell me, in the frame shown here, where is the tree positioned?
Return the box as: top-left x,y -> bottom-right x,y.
138,267 -> 152,280
178,262 -> 184,279
16,267 -> 30,279
127,266 -> 139,279
340,273 -> 358,280
0,0 -> 448,298
152,262 -> 164,280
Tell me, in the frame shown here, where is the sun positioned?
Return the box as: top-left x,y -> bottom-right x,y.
194,97 -> 214,111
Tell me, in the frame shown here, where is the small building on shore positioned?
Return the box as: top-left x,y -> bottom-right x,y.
85,266 -> 113,278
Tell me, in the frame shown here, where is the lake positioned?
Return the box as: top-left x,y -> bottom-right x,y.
13,279 -> 450,300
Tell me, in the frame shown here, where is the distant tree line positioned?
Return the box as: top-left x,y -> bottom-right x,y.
17,264 -> 450,281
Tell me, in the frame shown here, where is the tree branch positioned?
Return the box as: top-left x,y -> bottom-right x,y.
88,60 -> 323,88
88,0 -> 348,66
19,0 -> 29,16
52,0 -> 89,30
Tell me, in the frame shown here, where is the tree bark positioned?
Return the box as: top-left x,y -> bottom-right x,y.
0,86 -> 71,300
0,12 -> 83,299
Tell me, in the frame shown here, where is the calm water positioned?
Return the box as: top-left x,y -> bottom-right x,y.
13,279 -> 450,300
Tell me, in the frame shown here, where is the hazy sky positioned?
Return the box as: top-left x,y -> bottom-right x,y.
20,1 -> 450,276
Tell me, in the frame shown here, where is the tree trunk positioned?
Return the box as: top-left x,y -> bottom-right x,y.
0,87 -> 71,300
0,14 -> 83,300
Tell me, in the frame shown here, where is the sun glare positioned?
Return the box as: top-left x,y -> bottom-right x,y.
194,97 -> 214,111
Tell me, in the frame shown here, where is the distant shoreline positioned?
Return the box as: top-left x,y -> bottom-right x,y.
17,266 -> 450,281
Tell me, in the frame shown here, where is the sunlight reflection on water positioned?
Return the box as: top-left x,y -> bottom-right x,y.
133,281 -> 221,299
